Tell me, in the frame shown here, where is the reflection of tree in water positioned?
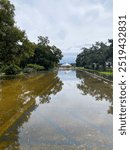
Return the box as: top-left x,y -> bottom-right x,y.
0,71 -> 63,149
18,71 -> 63,105
76,70 -> 113,114
0,104 -> 37,150
39,76 -> 63,104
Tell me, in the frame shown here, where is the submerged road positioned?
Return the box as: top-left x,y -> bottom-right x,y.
0,70 -> 113,150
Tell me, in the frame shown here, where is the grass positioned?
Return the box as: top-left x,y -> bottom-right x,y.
77,68 -> 113,75
99,71 -> 113,75
76,67 -> 113,81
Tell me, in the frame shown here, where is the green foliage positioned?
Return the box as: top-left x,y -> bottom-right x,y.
0,1 -> 63,74
27,64 -> 44,71
4,64 -> 21,75
37,36 -> 63,68
0,0 -> 35,66
38,36 -> 50,46
76,39 -> 113,70
26,36 -> 63,70
0,0 -> 15,26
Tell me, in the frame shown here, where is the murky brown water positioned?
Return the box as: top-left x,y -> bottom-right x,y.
0,70 -> 113,150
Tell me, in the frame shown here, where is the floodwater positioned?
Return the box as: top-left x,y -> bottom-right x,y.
0,70 -> 113,150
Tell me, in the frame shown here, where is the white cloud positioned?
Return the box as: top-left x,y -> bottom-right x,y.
10,0 -> 112,55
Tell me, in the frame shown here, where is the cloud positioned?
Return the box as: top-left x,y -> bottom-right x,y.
10,0 -> 112,56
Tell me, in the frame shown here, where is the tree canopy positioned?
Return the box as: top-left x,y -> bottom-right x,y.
76,40 -> 113,70
0,0 -> 63,74
0,0 -> 35,66
21,36 -> 63,70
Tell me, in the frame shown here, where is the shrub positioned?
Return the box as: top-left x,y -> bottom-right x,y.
4,65 -> 21,75
26,64 -> 44,71
0,66 -> 4,73
23,67 -> 35,73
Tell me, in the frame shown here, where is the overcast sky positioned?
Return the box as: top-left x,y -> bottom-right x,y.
10,0 -> 112,61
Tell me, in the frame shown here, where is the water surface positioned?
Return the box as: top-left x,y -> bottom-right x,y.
0,70 -> 113,150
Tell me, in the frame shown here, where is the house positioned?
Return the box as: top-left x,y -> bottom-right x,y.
60,63 -> 72,69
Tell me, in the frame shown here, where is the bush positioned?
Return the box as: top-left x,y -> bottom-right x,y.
26,64 -> 44,71
23,67 -> 35,73
4,65 -> 21,75
0,66 -> 4,73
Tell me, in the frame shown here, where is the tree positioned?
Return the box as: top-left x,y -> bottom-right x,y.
38,36 -> 50,46
0,0 -> 15,26
76,39 -> 113,70
51,45 -> 63,64
0,0 -> 63,73
26,36 -> 63,70
106,39 -> 113,63
0,0 -> 35,67
36,36 -> 63,69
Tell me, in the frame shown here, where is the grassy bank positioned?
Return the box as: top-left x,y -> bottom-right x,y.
99,71 -> 113,75
76,67 -> 113,82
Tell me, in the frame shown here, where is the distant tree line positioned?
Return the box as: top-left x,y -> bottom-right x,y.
0,0 -> 63,75
76,39 -> 113,70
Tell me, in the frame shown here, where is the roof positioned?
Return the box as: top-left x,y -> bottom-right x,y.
61,63 -> 72,67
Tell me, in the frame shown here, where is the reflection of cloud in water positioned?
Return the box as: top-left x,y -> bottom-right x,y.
64,70 -> 71,74
0,71 -> 63,149
0,70 -> 112,150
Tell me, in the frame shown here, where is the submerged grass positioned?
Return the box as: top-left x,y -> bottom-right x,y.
76,67 -> 113,81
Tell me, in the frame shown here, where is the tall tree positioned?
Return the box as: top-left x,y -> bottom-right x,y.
38,36 -> 50,46
0,0 -> 35,66
76,39 -> 113,70
32,36 -> 63,69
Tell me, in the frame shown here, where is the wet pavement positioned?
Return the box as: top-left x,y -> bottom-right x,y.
0,70 -> 113,150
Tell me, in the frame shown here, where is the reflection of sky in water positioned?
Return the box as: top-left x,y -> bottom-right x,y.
0,70 -> 112,150
58,70 -> 78,81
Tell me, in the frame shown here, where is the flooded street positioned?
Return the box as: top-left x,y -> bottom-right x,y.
0,70 -> 113,150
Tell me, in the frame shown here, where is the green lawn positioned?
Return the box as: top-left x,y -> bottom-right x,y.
99,71 -> 113,75
77,67 -> 113,76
